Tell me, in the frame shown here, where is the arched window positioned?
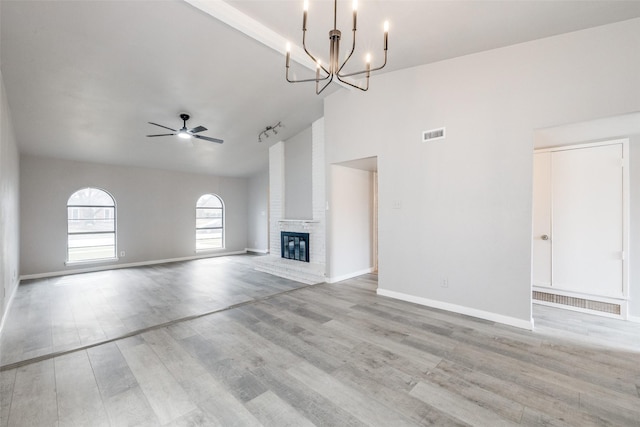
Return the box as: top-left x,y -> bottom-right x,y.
67,187 -> 116,262
196,194 -> 224,251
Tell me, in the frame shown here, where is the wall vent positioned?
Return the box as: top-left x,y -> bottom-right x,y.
533,291 -> 620,315
422,127 -> 445,142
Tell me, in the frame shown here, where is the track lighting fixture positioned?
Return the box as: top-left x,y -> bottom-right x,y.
258,122 -> 284,143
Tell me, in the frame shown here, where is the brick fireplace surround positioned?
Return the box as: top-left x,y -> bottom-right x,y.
254,118 -> 326,284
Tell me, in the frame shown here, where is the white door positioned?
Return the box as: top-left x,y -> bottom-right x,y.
533,142 -> 625,298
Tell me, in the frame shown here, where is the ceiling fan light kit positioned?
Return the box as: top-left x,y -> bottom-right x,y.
285,0 -> 389,94
147,113 -> 224,144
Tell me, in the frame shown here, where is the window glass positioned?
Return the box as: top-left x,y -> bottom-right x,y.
196,194 -> 224,250
67,188 -> 116,262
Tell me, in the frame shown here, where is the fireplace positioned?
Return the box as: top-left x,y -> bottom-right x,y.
281,231 -> 310,262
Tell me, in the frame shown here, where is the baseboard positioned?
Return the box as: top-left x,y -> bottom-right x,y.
327,267 -> 374,284
376,288 -> 534,330
245,248 -> 269,254
628,315 -> 640,324
0,277 -> 19,336
19,250 -> 248,281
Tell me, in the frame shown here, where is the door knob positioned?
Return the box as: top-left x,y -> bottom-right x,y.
541,234 -> 549,240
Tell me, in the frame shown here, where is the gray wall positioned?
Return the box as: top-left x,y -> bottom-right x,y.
324,18 -> 640,325
247,169 -> 269,252
0,72 -> 20,325
20,155 -> 248,276
284,127 -> 312,219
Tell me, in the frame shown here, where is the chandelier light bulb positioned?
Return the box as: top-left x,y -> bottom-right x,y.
303,0 -> 309,12
384,21 -> 389,33
352,0 -> 358,11
365,53 -> 371,63
285,43 -> 291,67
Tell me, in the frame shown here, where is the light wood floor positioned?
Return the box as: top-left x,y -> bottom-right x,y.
1,256 -> 639,426
0,255 -> 308,368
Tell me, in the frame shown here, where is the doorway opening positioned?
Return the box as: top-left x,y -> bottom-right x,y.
329,156 -> 378,284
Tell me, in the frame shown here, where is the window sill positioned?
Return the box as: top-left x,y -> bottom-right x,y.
65,257 -> 119,266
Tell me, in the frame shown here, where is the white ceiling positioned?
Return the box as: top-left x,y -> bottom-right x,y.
2,0 -> 640,177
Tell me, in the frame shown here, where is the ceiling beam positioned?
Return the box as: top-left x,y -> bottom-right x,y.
183,0 -> 350,90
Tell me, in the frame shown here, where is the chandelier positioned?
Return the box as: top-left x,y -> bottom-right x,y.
285,0 -> 388,94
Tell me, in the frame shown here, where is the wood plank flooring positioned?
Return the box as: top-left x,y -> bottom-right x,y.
0,256 -> 308,367
1,255 -> 640,426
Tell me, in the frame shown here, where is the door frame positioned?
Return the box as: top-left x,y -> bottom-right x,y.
533,138 -> 630,318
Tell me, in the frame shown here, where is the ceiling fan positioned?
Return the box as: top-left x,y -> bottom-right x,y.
147,113 -> 224,144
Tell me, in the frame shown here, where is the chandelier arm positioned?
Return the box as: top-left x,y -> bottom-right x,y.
337,29 -> 357,74
338,50 -> 387,78
335,73 -> 369,91
286,39 -> 331,83
302,30 -> 330,75
287,75 -> 331,84
316,73 -> 335,94
368,50 -> 388,73
286,63 -> 331,83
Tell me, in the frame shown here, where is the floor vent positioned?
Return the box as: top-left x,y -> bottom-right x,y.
533,291 -> 620,315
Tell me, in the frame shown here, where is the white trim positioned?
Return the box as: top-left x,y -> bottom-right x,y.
533,138 -> 630,301
246,248 -> 269,254
0,278 -> 19,336
622,139 -> 630,300
20,250 -> 247,281
377,288 -> 534,330
534,138 -> 628,154
327,267 -> 374,284
628,315 -> 640,324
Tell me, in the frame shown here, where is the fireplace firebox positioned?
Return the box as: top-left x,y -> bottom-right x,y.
281,232 -> 310,262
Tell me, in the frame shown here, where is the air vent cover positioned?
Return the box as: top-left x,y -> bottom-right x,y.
533,291 -> 621,315
422,127 -> 445,142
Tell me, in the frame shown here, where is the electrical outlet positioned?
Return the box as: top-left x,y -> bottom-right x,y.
392,200 -> 402,209
441,278 -> 449,288
120,251 -> 125,257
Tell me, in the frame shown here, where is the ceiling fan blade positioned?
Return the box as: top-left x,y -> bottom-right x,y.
148,122 -> 177,132
189,125 -> 207,134
194,134 -> 224,144
146,133 -> 175,137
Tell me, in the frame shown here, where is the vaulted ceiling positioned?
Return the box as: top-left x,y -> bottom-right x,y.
2,0 -> 640,177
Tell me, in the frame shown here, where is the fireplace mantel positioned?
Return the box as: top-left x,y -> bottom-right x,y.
278,219 -> 319,231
